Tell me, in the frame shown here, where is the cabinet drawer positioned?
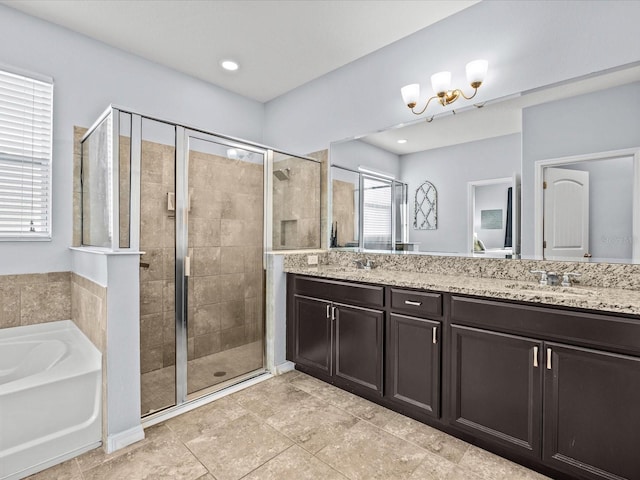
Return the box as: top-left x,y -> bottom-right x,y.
293,275 -> 384,308
451,295 -> 640,357
390,288 -> 442,318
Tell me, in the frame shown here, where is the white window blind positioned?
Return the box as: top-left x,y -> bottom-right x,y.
363,177 -> 392,241
0,68 -> 53,239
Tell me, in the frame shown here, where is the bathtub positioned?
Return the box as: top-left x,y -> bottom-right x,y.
0,320 -> 102,480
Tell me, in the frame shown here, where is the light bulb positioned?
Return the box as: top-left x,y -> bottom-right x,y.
401,84 -> 420,108
430,71 -> 451,96
466,60 -> 488,88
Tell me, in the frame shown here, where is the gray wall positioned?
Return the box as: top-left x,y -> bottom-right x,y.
264,1 -> 640,154
554,158 -> 634,260
330,139 -> 400,178
521,81 -> 640,256
400,133 -> 520,253
0,5 -> 264,275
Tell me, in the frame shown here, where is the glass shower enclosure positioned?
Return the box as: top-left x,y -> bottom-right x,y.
80,106 -> 321,417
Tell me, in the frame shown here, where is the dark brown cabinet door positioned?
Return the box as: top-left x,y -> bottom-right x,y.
334,302 -> 384,394
387,313 -> 440,417
543,343 -> 640,480
293,295 -> 333,376
450,325 -> 543,457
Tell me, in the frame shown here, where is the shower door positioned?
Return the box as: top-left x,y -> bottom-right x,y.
176,130 -> 266,402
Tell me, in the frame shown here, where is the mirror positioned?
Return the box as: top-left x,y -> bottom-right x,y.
329,64 -> 640,263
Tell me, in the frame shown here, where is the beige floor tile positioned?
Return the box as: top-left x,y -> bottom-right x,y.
383,414 -> 470,463
230,377 -> 311,419
26,459 -> 82,480
458,445 -> 552,480
185,413 -> 293,480
265,396 -> 358,453
316,420 -> 427,480
82,424 -> 206,480
165,395 -> 249,443
339,394 -> 400,428
242,445 -> 348,480
408,450 -> 483,480
195,475 -> 215,480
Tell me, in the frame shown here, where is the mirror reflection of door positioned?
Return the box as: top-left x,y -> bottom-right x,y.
543,167 -> 589,258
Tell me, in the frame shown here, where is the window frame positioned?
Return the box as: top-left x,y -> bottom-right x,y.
0,64 -> 54,241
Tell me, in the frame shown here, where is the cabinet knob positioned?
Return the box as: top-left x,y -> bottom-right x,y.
326,304 -> 331,319
533,346 -> 539,368
432,326 -> 437,344
546,348 -> 552,370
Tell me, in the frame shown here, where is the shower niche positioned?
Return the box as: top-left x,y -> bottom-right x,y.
79,106 -> 321,418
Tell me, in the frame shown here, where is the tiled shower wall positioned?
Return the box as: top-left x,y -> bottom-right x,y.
139,141 -> 264,375
272,155 -> 321,249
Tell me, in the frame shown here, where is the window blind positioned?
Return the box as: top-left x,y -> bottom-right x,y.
0,68 -> 53,239
363,177 -> 392,241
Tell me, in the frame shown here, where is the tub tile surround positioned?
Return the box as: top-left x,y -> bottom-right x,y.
283,251 -> 640,315
26,371 -> 549,480
0,272 -> 71,329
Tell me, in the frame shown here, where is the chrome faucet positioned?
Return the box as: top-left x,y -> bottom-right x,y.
531,270 -> 580,287
354,258 -> 373,270
530,270 -> 548,285
561,272 -> 581,287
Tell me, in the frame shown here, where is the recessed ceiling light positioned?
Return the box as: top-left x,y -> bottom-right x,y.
397,139 -> 407,144
220,60 -> 239,71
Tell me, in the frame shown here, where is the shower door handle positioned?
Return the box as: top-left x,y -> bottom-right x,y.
184,256 -> 191,277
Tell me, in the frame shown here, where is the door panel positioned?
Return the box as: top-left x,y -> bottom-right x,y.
544,167 -> 589,258
184,133 -> 265,398
544,343 -> 640,480
387,314 -> 440,417
450,325 -> 542,456
335,302 -> 384,393
293,295 -> 333,375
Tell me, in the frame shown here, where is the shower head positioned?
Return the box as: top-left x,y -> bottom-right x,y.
273,168 -> 290,181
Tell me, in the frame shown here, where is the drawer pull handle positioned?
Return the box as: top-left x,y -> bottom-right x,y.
546,348 -> 552,370
326,304 -> 331,319
432,327 -> 437,344
533,346 -> 538,368
404,300 -> 422,306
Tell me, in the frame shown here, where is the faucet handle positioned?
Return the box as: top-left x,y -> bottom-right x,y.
561,272 -> 581,287
530,270 -> 548,285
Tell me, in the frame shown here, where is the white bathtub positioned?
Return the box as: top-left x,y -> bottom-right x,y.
0,320 -> 102,480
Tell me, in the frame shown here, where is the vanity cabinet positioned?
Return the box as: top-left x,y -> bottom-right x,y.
543,343 -> 640,480
386,287 -> 443,419
451,296 -> 640,480
287,274 -> 640,480
450,324 -> 542,457
287,275 -> 385,395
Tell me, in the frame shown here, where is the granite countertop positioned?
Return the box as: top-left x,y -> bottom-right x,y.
285,265 -> 640,316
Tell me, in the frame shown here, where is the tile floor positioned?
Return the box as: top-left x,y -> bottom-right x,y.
141,341 -> 263,415
29,371 -> 551,480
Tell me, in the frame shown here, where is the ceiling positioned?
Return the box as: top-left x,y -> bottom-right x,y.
1,0 -> 478,102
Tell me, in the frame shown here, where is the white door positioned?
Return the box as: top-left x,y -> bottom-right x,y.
544,167 -> 589,259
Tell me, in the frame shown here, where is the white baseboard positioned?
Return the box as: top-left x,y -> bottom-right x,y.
106,425 -> 145,454
274,361 -> 295,374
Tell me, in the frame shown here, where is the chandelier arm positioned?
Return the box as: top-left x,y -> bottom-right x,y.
411,95 -> 439,115
455,87 -> 479,101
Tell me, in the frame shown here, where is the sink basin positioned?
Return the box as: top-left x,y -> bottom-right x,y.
503,283 -> 596,297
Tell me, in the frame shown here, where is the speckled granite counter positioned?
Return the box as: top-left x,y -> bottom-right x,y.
284,258 -> 640,316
